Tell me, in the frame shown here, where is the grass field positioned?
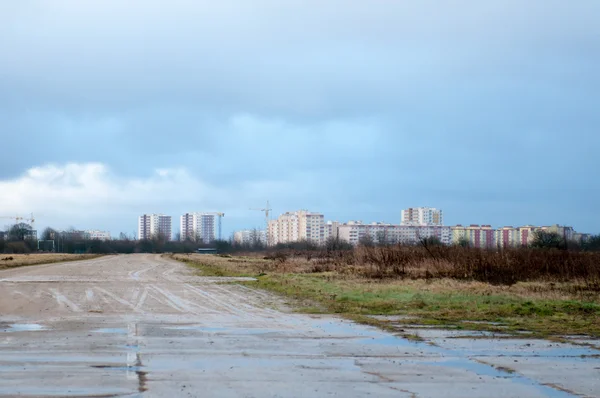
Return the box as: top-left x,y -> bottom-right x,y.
0,253 -> 103,270
171,252 -> 600,338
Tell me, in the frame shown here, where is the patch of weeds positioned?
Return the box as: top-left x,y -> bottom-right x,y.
172,254 -> 600,338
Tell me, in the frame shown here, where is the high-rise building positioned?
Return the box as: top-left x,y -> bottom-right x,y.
401,207 -> 443,226
233,229 -> 267,245
267,210 -> 325,246
324,221 -> 341,241
180,212 -> 222,243
138,214 -> 172,241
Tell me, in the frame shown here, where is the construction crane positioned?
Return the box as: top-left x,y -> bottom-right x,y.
0,214 -> 36,239
0,213 -> 35,228
249,201 -> 272,246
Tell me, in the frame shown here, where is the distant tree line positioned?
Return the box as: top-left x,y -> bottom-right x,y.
1,223 -> 599,254
1,226 -> 214,254
529,230 -> 600,252
215,236 -> 354,254
0,223 -> 38,253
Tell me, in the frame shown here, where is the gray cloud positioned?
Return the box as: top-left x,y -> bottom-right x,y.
1,0 -> 599,234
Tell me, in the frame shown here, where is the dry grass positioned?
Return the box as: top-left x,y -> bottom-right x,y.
172,253 -> 600,336
0,253 -> 102,270
177,252 -> 600,302
173,252 -> 600,301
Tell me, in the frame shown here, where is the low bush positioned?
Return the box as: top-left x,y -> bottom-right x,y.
262,245 -> 600,286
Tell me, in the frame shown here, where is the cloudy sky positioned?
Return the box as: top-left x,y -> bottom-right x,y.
1,1 -> 599,237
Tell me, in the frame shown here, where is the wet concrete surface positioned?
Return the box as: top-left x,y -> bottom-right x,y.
0,254 -> 598,397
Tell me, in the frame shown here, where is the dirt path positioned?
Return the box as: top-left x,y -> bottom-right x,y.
0,254 -> 597,397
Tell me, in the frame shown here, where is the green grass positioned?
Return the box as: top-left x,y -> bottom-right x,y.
175,255 -> 600,337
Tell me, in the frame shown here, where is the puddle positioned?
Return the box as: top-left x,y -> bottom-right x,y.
0,354 -> 123,363
3,324 -> 46,332
93,328 -> 128,334
403,324 -> 459,329
359,335 -> 420,347
171,327 -> 278,336
420,336 -> 600,358
164,326 -> 227,332
367,315 -> 418,322
404,328 -> 508,338
0,387 -> 132,396
144,355 -> 358,372
310,319 -> 382,338
357,327 -> 594,397
424,358 -> 575,398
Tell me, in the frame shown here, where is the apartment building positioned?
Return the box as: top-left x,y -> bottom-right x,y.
60,230 -> 88,241
267,210 -> 325,246
574,232 -> 591,243
85,230 -> 111,241
517,225 -> 538,247
541,224 -> 575,241
338,222 -> 452,246
494,226 -> 519,248
451,224 -> 582,248
138,214 -> 172,241
233,229 -> 267,245
401,207 -> 443,226
324,221 -> 340,241
300,211 -> 325,242
180,212 -> 222,243
451,225 -> 495,248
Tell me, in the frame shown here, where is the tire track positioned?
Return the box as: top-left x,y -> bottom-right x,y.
128,265 -> 160,281
183,283 -> 247,317
49,288 -> 83,313
210,284 -> 281,317
149,284 -> 219,315
134,287 -> 149,312
94,286 -> 145,314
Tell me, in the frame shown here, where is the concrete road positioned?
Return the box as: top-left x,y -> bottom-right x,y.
0,254 -> 598,397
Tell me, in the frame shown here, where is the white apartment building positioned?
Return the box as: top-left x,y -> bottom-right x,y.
338,222 -> 452,246
85,230 -> 111,241
267,210 -> 325,246
401,207 -> 443,226
138,214 -> 172,241
180,212 -> 222,243
233,229 -> 267,245
324,221 -> 340,241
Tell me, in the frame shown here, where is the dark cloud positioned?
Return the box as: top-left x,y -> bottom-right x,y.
0,0 -> 599,234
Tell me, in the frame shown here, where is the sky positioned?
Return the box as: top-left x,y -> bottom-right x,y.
1,0 -> 599,237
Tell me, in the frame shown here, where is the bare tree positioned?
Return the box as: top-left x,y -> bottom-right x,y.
358,234 -> 375,247
8,223 -> 35,241
41,227 -> 58,241
530,230 -> 565,250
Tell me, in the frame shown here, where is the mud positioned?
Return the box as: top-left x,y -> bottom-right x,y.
0,253 -> 598,397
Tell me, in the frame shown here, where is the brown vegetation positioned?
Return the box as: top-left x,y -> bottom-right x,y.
0,253 -> 102,270
205,245 -> 600,286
